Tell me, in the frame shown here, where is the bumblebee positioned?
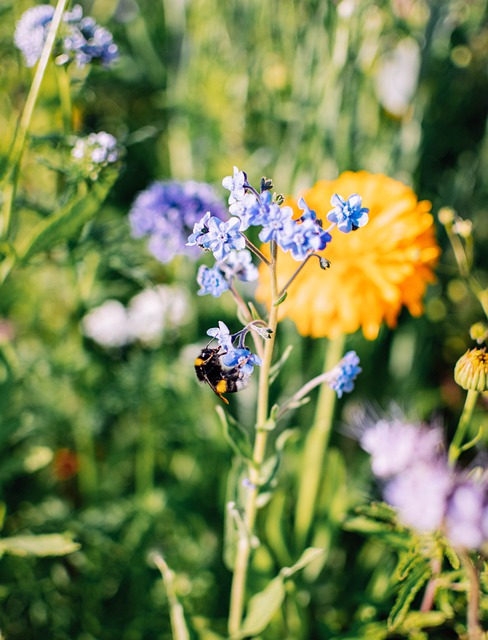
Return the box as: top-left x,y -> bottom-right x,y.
194,347 -> 251,404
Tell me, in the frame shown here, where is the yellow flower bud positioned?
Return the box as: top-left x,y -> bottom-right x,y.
438,207 -> 456,226
470,322 -> 488,345
454,348 -> 488,392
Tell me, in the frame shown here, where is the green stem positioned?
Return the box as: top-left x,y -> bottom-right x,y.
72,421 -> 98,503
135,411 -> 155,496
56,65 -> 73,135
460,552 -> 483,640
294,333 -> 346,551
448,389 -> 479,466
228,243 -> 279,638
1,0 -> 69,239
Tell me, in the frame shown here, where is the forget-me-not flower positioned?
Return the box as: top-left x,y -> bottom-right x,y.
327,193 -> 369,233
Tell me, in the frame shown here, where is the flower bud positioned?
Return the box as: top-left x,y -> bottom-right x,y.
454,348 -> 488,392
470,322 -> 488,345
438,207 -> 456,226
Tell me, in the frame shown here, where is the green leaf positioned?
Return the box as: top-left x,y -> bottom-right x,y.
280,547 -> 325,579
15,170 -> 118,261
258,429 -> 298,503
354,501 -> 400,524
273,291 -> 287,306
388,558 -> 431,631
440,537 -> 460,570
269,345 -> 293,385
0,533 -> 80,558
236,547 -> 324,638
151,553 -> 191,640
236,576 -> 286,638
216,406 -> 252,461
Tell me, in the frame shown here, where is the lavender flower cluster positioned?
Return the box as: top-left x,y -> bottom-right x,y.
128,181 -> 226,264
14,4 -> 118,69
360,419 -> 488,550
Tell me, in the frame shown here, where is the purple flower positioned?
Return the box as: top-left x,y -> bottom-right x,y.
327,351 -> 361,398
62,15 -> 119,68
385,461 -> 453,533
196,265 -> 230,298
360,420 -> 444,479
128,181 -> 226,264
444,481 -> 487,549
14,5 -> 55,67
327,193 -> 369,233
14,3 -> 118,69
202,217 -> 246,262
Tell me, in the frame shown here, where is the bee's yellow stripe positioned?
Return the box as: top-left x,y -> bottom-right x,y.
216,380 -> 227,393
194,357 -> 205,366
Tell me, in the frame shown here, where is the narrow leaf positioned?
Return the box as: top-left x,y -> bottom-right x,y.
0,533 -> 80,557
16,170 -> 118,261
388,560 -> 431,631
236,576 -> 285,638
216,406 -> 252,461
151,553 -> 191,640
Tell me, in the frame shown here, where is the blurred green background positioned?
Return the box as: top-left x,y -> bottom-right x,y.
0,0 -> 488,638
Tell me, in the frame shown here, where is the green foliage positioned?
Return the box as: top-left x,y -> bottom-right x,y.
0,0 -> 487,638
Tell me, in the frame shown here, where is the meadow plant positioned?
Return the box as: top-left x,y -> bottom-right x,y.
2,1 -> 488,639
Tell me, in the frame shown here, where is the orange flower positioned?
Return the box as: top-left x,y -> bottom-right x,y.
256,171 -> 440,340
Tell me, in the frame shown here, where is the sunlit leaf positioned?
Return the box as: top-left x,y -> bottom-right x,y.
0,533 -> 80,557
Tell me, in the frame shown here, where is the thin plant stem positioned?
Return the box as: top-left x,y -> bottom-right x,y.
448,389 -> 479,466
72,421 -> 98,503
245,236 -> 271,266
228,242 -> 279,638
460,551 -> 484,640
56,65 -> 73,135
294,333 -> 346,551
1,0 -> 69,239
135,410 -> 155,496
277,253 -> 329,300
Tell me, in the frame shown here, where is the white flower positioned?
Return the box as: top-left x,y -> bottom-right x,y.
375,38 -> 420,117
81,300 -> 130,348
127,285 -> 191,345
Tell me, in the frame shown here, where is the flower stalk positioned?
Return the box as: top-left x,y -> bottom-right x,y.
228,242 -> 279,637
294,333 -> 346,550
448,389 -> 479,466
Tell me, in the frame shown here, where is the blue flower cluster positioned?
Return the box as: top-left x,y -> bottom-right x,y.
221,167 -> 333,261
197,249 -> 258,297
14,4 -> 118,68
207,321 -> 262,376
360,419 -> 488,549
129,181 -> 226,264
327,351 -> 362,398
187,167 -> 370,300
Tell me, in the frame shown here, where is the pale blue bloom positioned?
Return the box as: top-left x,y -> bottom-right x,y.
327,351 -> 362,398
197,265 -> 229,298
280,217 -> 332,261
222,166 -> 248,204
327,193 -> 369,233
203,217 -> 246,261
14,3 -> 118,68
221,348 -> 262,376
221,249 -> 258,282
207,321 -> 234,351
129,182 -> 225,263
